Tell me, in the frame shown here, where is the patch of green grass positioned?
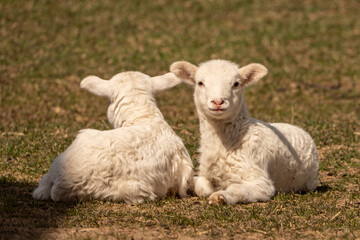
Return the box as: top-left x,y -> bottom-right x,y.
1,0 -> 359,239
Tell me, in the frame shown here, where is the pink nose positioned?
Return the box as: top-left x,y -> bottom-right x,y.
211,99 -> 224,106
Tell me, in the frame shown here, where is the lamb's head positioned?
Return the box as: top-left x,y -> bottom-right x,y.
80,71 -> 182,127
170,59 -> 268,121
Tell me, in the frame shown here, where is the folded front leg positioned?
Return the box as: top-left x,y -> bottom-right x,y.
195,176 -> 215,197
208,177 -> 275,205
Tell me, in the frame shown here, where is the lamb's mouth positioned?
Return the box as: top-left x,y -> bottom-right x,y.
208,108 -> 228,114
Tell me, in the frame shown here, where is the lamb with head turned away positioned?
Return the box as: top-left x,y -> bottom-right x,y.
33,71 -> 194,203
170,59 -> 319,205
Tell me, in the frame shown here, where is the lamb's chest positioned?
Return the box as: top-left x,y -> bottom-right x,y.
201,152 -> 239,189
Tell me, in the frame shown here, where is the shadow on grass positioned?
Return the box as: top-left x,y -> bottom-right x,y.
315,183 -> 332,193
0,177 -> 77,239
295,183 -> 332,196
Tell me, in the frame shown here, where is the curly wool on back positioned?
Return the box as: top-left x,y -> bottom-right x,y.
33,71 -> 194,203
171,59 -> 319,205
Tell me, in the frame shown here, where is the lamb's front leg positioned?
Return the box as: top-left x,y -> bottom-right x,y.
195,176 -> 215,197
208,177 -> 275,205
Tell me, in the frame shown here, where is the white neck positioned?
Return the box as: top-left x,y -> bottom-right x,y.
198,100 -> 251,149
111,95 -> 164,128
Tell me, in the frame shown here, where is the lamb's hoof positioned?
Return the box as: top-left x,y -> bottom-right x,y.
208,193 -> 226,205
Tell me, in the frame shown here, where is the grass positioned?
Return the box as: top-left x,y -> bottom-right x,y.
1,0 -> 359,239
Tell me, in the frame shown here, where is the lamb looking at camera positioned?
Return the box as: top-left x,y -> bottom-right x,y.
171,59 -> 318,205
33,71 -> 194,203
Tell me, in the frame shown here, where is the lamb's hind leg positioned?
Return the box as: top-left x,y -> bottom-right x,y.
177,160 -> 194,198
33,173 -> 53,200
208,177 -> 275,205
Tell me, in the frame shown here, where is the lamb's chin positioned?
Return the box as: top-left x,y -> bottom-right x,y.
206,109 -> 229,120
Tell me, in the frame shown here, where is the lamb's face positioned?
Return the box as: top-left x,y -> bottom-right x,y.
170,59 -> 268,121
194,61 -> 244,120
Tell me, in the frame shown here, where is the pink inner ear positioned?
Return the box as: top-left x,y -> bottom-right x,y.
241,71 -> 255,86
179,66 -> 193,80
179,66 -> 197,83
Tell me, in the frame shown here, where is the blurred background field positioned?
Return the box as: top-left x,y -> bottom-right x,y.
0,0 -> 359,239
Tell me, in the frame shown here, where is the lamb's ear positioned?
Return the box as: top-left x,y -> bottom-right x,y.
80,76 -> 112,98
238,63 -> 268,87
170,61 -> 198,86
151,73 -> 182,94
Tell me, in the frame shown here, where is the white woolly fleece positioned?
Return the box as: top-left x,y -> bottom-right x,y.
33,71 -> 194,203
171,59 -> 318,204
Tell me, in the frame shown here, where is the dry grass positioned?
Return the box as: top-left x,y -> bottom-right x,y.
1,0 -> 359,239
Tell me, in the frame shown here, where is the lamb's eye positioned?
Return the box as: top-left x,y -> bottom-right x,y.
198,81 -> 204,87
233,82 -> 239,88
